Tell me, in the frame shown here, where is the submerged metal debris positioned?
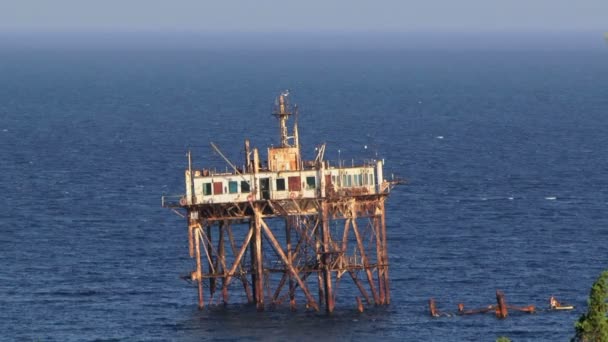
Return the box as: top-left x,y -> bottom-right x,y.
429,291 -> 574,319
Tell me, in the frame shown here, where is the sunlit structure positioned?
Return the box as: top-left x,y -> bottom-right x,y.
162,91 -> 398,313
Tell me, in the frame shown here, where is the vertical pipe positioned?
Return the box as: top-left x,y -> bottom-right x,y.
286,217 -> 296,311
206,224 -> 216,297
188,150 -> 195,204
188,217 -> 195,258
321,202 -> 335,313
253,148 -> 260,200
253,148 -> 260,174
319,161 -> 326,198
218,221 -> 228,305
316,221 -> 325,307
249,218 -> 257,304
294,120 -> 299,147
374,214 -> 386,305
254,207 -> 264,311
244,139 -> 251,173
376,159 -> 384,193
194,224 -> 204,309
380,199 -> 390,304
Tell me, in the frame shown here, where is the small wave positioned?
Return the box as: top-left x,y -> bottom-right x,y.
478,196 -> 515,201
545,196 -> 557,200
43,289 -> 101,297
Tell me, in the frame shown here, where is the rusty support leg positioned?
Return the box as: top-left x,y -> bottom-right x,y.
321,202 -> 335,313
206,224 -> 216,297
341,218 -> 351,257
249,218 -> 257,305
380,200 -> 390,304
193,223 -> 204,309
188,218 -> 195,258
351,206 -> 380,305
253,208 -> 264,311
286,217 -> 296,311
316,222 -> 325,307
356,296 -> 364,313
218,221 -> 228,305
341,218 -> 368,307
374,215 -> 386,305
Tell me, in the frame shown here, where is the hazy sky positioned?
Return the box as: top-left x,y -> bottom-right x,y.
0,0 -> 606,32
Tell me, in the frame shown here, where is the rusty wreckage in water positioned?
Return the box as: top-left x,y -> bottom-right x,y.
162,91 -> 399,313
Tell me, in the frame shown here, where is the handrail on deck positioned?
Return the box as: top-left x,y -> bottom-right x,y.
161,194 -> 186,208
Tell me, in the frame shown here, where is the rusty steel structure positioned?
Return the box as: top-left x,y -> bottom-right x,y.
162,91 -> 397,313
429,291 -> 539,319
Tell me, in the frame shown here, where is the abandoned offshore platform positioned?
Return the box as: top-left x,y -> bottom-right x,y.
162,92 -> 398,313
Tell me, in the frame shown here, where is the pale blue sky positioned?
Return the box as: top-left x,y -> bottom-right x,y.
0,0 -> 606,32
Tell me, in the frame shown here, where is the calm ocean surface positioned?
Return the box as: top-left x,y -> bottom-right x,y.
1,39 -> 608,341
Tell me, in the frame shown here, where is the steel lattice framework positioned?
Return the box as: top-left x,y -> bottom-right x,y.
163,92 -> 399,313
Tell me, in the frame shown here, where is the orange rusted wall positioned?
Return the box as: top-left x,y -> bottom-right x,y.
268,147 -> 299,171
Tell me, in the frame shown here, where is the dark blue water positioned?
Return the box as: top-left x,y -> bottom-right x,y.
2,43 -> 608,341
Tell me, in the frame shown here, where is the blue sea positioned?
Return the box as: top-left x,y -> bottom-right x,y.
1,33 -> 608,341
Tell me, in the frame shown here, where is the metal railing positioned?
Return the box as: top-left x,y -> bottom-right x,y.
161,194 -> 186,208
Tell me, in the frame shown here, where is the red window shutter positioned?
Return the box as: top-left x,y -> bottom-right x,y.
213,182 -> 223,195
288,176 -> 301,191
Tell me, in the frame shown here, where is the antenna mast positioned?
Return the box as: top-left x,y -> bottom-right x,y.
272,90 -> 292,147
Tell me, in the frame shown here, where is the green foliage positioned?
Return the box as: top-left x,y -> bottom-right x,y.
496,337 -> 511,342
573,270 -> 608,342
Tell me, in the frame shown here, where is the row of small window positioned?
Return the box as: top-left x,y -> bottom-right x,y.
200,176 -> 317,196
276,176 -> 316,191
202,180 -> 251,196
200,174 -> 374,196
331,173 -> 374,187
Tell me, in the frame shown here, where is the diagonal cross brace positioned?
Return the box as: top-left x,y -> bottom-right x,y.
260,219 -> 320,311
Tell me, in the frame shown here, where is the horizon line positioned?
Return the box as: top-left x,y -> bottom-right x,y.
0,28 -> 606,35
